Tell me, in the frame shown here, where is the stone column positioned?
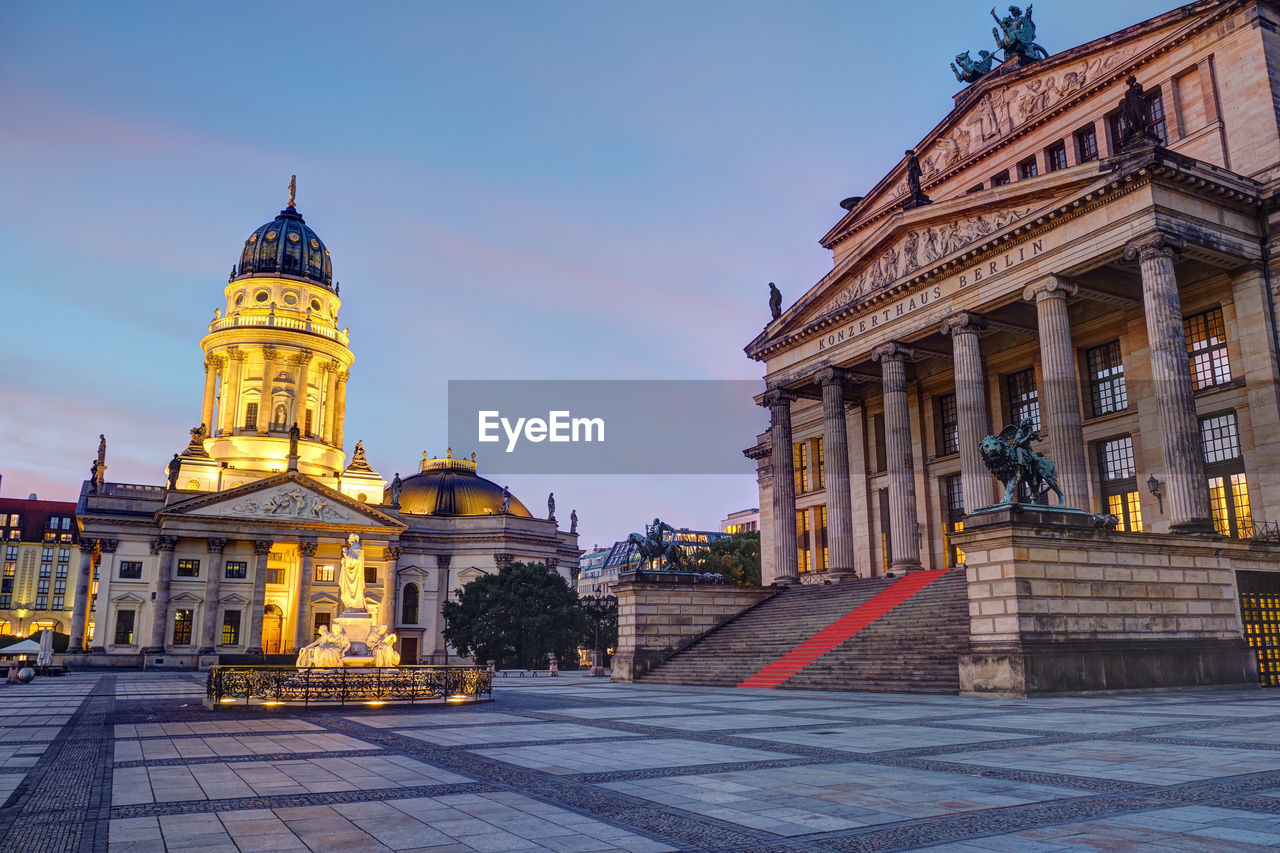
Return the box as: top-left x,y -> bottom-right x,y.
200,356 -> 221,433
763,389 -> 800,584
434,554 -> 452,663
293,540 -> 317,652
333,371 -> 349,451
259,346 -> 277,435
198,537 -> 227,653
145,535 -> 177,652
815,368 -> 854,580
245,540 -> 273,654
68,540 -> 96,653
941,312 -> 992,513
1123,232 -> 1213,532
872,343 -> 921,571
219,348 -> 246,435
293,352 -> 314,435
89,540 -> 116,652
322,363 -> 338,445
383,545 -> 402,628
847,400 -> 872,579
1023,277 -> 1090,510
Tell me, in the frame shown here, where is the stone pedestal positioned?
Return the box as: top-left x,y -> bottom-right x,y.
952,519 -> 1271,695
333,611 -> 375,664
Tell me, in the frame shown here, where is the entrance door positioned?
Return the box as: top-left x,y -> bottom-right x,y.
263,605 -> 283,654
400,637 -> 418,665
1239,571 -> 1280,687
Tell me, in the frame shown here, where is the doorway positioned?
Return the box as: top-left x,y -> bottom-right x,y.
1239,572 -> 1280,687
263,605 -> 283,654
400,637 -> 418,665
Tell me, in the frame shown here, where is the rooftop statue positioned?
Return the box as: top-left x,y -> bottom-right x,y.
902,149 -> 932,209
991,5 -> 1047,63
768,282 -> 783,321
979,418 -> 1066,507
1118,76 -> 1159,149
951,49 -> 996,83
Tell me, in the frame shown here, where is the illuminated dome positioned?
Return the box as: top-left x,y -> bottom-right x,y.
397,454 -> 531,517
232,180 -> 333,288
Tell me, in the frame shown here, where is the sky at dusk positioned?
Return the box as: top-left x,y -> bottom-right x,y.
0,0 -> 1176,551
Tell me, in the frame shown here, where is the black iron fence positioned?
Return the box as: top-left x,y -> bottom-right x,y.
205,665 -> 492,708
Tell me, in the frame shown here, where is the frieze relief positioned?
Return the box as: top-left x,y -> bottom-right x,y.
881,43 -> 1142,202
822,205 -> 1033,315
187,485 -> 361,523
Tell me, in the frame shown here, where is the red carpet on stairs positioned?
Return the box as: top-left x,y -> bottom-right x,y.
738,569 -> 952,689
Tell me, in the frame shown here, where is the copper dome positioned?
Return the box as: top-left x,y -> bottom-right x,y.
397,456 -> 531,517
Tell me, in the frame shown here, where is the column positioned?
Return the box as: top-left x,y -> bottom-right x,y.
245,540 -> 273,654
322,363 -> 338,445
847,400 -> 872,579
218,348 -> 245,435
259,347 -> 277,435
200,357 -> 220,433
941,312 -> 993,513
333,371 -> 349,450
1023,277 -> 1090,509
383,545 -> 402,628
89,540 -> 116,652
815,368 -> 854,580
434,554 -> 452,663
198,538 -> 227,653
293,352 -> 314,434
872,343 -> 922,571
68,540 -> 96,653
293,540 -> 317,651
1123,232 -> 1213,531
145,535 -> 177,652
763,389 -> 799,584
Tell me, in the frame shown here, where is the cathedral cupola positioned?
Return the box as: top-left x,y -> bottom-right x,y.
232,176 -> 334,288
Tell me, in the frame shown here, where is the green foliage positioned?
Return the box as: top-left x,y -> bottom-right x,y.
688,532 -> 761,586
442,561 -> 589,669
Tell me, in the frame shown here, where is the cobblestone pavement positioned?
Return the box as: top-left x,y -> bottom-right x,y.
0,673 -> 1279,851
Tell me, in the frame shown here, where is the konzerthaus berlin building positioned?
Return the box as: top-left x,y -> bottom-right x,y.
73,188 -> 580,668
746,0 -> 1280,595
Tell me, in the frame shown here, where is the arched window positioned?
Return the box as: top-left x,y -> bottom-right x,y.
402,584 -> 419,625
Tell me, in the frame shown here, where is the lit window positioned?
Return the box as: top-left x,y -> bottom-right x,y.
266,568 -> 284,584
942,475 -> 966,566
794,441 -> 809,493
172,609 -> 193,645
114,610 -> 136,645
1185,308 -> 1231,390
221,610 -> 241,646
1098,436 -> 1141,532
1201,411 -> 1250,538
797,508 -> 811,574
814,505 -> 828,571
224,561 -> 247,579
315,564 -> 335,582
176,559 -> 200,578
244,402 -> 258,431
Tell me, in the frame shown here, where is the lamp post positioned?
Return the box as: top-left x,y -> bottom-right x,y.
580,594 -> 616,677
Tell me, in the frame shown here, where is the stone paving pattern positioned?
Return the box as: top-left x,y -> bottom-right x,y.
0,673 -> 1277,850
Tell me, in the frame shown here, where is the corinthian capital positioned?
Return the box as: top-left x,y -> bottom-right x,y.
1122,231 -> 1186,263
1022,275 -> 1078,303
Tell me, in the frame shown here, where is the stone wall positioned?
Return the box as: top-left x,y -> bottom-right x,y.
953,513 -> 1277,695
612,579 -> 774,682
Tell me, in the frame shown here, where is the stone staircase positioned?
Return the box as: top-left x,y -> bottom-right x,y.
638,568 -> 970,694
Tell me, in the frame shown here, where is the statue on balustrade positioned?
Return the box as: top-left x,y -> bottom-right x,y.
979,418 -> 1065,507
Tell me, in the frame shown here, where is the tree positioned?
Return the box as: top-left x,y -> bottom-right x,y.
443,561 -> 589,669
701,532 -> 761,586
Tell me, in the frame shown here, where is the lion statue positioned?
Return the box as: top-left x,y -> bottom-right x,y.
979,422 -> 1065,507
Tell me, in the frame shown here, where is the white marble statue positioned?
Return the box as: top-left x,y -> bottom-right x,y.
297,626 -> 331,667
339,533 -> 366,612
368,624 -> 400,667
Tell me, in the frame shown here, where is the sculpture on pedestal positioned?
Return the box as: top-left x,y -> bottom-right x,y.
991,5 -> 1047,63
979,418 -> 1065,507
625,517 -> 685,571
339,533 -> 366,612
367,624 -> 400,667
768,282 -> 783,320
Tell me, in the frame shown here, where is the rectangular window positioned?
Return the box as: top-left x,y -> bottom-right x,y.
37,579 -> 48,594
57,548 -> 69,562
42,548 -> 52,561
1147,91 -> 1169,145
244,402 -> 258,431
796,508 -> 811,574
1075,124 -> 1099,161
364,566 -> 377,585
872,413 -> 887,473
266,568 -> 284,584
793,441 -> 809,493
224,561 -> 247,579
305,408 -> 314,437
54,580 -> 65,595
315,564 -> 335,582
0,596 -> 10,609
221,610 -> 241,646
56,563 -> 67,579
943,474 -> 966,567
811,437 -> 824,491
937,393 -> 959,456
990,169 -> 1011,187
313,612 -> 332,639
814,505 -> 828,571
1201,411 -> 1242,463
1098,435 -> 1142,533
52,596 -> 64,610
1045,141 -> 1068,172
5,546 -> 15,560
1201,412 -> 1250,538
1006,369 -> 1040,431
3,562 -> 12,577
172,608 -> 193,645
1017,156 -> 1038,180
1086,341 -> 1127,417
119,561 -> 143,580
1,579 -> 11,594
879,489 -> 892,573
176,559 -> 200,578
7,515 -> 18,527
35,596 -> 47,610
1185,307 -> 1231,390
39,563 -> 51,578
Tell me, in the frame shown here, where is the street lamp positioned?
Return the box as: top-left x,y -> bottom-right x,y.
580,594 -> 616,677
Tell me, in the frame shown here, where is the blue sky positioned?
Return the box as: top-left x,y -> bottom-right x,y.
0,0 -> 1177,549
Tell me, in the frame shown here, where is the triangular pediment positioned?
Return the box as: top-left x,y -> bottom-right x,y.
158,471 -> 406,532
111,592 -> 146,604
219,592 -> 250,605
820,2 -> 1225,252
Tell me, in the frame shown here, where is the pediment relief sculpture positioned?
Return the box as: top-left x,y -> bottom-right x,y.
821,205 -> 1033,316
